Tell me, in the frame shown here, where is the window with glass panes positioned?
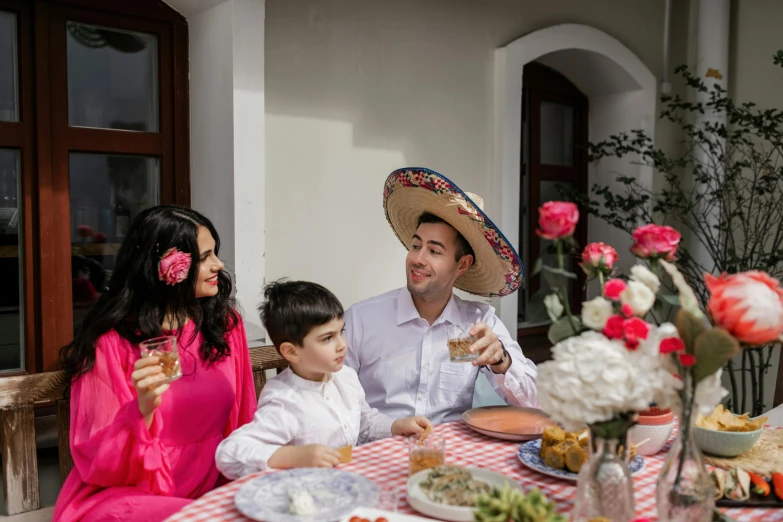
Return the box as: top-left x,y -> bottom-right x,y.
0,0 -> 189,374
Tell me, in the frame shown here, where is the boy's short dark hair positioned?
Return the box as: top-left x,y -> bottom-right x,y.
259,280 -> 344,349
417,212 -> 475,262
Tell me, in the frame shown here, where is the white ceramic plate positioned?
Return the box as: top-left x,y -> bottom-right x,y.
406,467 -> 520,522
339,507 -> 433,521
517,439 -> 645,482
234,468 -> 379,522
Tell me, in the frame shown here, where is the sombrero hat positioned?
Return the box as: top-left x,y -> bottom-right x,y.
383,167 -> 524,297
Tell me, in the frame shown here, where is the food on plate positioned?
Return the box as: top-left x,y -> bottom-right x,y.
724,468 -> 751,501
710,469 -> 726,499
696,404 -> 768,432
747,471 -> 770,496
348,517 -> 387,522
288,490 -> 316,515
539,426 -> 637,474
773,472 -> 783,501
474,482 -> 565,522
418,465 -> 491,507
337,445 -> 353,464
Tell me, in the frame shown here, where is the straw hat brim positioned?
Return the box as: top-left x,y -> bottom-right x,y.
383,168 -> 524,297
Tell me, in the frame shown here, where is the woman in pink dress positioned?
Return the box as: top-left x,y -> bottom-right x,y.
53,206 -> 257,522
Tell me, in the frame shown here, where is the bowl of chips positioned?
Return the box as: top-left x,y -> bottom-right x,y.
694,404 -> 768,457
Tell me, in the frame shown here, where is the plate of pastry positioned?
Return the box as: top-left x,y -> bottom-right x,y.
517,426 -> 644,481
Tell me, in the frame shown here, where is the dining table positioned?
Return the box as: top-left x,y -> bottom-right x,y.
164,420 -> 782,522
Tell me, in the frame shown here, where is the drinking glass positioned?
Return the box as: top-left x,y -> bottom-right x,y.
446,323 -> 479,362
375,484 -> 401,512
139,335 -> 182,383
407,434 -> 446,476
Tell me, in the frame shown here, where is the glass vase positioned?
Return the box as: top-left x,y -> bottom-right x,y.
656,393 -> 715,521
572,430 -> 636,522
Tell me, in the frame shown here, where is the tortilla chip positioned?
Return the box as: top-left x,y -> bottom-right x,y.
697,405 -> 765,432
337,445 -> 353,464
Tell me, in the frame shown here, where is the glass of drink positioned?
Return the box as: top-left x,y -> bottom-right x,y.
375,484 -> 401,512
446,323 -> 479,363
139,336 -> 182,383
407,434 -> 446,476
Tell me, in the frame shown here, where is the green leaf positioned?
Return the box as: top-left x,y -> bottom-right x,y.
660,294 -> 682,307
693,328 -> 740,383
532,257 -> 543,276
541,264 -> 577,279
676,308 -> 707,354
548,316 -> 582,344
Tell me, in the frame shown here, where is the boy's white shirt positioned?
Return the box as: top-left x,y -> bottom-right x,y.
214,366 -> 395,479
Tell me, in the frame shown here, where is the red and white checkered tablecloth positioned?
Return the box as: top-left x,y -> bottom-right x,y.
165,421 -> 780,522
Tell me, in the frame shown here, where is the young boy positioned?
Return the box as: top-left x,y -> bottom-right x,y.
215,280 -> 431,479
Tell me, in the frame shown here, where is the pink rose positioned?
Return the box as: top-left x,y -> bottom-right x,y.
158,248 -> 192,286
631,224 -> 681,260
705,271 -> 783,345
621,303 -> 634,317
679,353 -> 696,367
603,315 -> 624,340
91,232 -> 107,243
604,279 -> 627,300
535,201 -> 579,240
623,317 -> 650,349
660,337 -> 685,354
580,242 -> 619,276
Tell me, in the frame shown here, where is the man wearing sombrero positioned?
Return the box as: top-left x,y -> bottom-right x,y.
344,168 -> 537,425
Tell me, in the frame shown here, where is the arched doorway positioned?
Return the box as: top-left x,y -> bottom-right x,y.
492,24 -> 657,340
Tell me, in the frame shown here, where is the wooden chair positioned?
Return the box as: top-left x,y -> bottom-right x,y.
249,345 -> 288,397
0,371 -> 72,516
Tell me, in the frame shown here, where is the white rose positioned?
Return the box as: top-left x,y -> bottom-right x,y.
581,296 -> 613,330
630,264 -> 661,293
544,293 -> 564,323
621,280 -> 656,317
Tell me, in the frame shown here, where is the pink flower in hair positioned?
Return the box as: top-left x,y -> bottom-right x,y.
158,248 -> 191,286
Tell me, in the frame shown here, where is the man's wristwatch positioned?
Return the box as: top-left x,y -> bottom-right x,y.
490,342 -> 509,367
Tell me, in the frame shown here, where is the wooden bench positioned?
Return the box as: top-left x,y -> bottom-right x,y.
0,345 -> 285,516
0,371 -> 71,516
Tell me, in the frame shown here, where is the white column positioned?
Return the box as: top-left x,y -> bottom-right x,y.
189,0 -> 267,345
690,0 -> 729,274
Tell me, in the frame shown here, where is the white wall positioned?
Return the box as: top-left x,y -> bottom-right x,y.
265,0 -> 683,312
727,0 -> 783,409
189,0 -> 267,343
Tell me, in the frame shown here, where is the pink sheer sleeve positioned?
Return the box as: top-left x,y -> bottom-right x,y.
69,331 -> 174,495
222,315 -> 258,438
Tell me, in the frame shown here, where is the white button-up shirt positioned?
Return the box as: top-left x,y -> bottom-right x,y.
214,366 -> 394,479
344,288 -> 538,425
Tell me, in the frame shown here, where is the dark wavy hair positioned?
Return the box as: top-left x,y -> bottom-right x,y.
60,205 -> 239,382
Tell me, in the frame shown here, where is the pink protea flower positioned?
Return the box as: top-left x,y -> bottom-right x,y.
705,271 -> 783,345
158,248 -> 192,286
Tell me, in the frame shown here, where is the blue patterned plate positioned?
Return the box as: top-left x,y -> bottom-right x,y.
517,439 -> 644,482
234,468 -> 380,522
